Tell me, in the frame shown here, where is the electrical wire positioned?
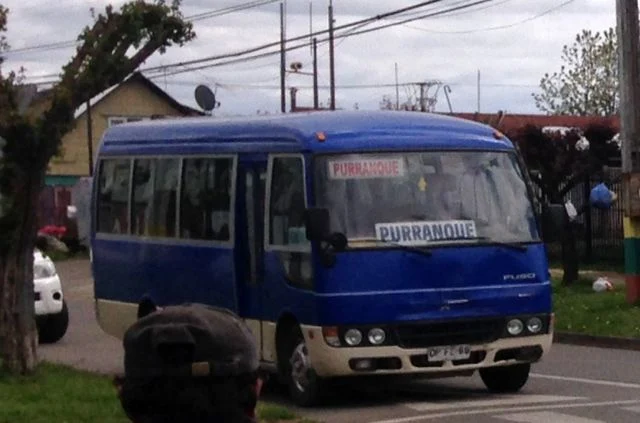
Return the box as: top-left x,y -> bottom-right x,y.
24,0 -> 500,84
4,0 -> 283,56
144,0 -> 496,79
404,0 -> 577,34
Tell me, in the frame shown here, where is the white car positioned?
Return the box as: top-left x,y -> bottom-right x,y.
34,249 -> 69,343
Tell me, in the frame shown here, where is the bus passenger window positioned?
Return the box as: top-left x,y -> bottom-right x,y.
97,159 -> 131,234
268,156 -> 312,289
269,157 -> 308,247
180,158 -> 232,242
149,158 -> 179,237
131,159 -> 153,236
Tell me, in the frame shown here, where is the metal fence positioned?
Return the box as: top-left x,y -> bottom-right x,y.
544,167 -> 624,263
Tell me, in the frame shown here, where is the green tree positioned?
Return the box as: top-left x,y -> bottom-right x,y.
0,0 -> 195,375
510,124 -> 619,285
532,28 -> 618,116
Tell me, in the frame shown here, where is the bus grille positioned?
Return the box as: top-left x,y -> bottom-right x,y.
394,318 -> 504,349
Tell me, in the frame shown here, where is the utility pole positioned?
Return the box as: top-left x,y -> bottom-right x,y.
328,0 -> 336,110
313,38 -> 319,109
280,2 -> 286,113
617,0 -> 640,304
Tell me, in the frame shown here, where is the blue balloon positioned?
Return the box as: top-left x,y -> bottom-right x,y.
590,182 -> 613,209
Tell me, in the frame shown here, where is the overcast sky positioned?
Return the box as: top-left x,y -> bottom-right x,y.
1,0 -> 615,117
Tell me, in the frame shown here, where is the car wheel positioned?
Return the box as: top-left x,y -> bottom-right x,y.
479,363 -> 530,393
37,300 -> 69,344
286,326 -> 325,407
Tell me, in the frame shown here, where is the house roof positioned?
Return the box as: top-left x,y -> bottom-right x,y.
72,72 -> 203,119
446,112 -> 620,135
26,72 -> 203,119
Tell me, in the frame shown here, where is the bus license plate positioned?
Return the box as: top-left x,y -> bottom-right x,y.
427,345 -> 472,362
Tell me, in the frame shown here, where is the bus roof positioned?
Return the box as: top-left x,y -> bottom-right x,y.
99,110 -> 513,154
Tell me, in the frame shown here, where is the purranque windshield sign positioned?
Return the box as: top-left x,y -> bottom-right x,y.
328,157 -> 405,179
375,220 -> 478,246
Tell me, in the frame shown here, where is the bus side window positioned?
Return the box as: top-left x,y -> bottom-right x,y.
180,157 -> 232,242
149,158 -> 179,237
131,159 -> 153,236
97,158 -> 131,234
268,156 -> 312,289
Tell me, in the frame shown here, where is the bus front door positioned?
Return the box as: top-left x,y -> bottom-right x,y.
237,161 -> 268,362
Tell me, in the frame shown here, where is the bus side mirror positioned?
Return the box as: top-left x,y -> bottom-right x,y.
305,207 -> 330,241
542,203 -> 566,243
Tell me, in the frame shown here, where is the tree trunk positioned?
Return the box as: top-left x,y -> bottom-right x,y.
0,183 -> 40,374
561,221 -> 580,285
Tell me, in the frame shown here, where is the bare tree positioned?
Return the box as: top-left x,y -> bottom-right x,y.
0,0 -> 195,375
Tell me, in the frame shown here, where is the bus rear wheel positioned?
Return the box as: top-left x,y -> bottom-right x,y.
286,326 -> 325,407
480,363 -> 530,393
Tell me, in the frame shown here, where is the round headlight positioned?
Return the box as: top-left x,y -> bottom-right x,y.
507,319 -> 524,336
368,328 -> 386,345
344,329 -> 363,346
527,317 -> 543,333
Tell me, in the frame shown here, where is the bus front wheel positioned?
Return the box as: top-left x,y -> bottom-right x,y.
286,326 -> 325,407
480,363 -> 530,393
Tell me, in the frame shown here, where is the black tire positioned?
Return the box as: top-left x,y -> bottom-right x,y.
37,300 -> 69,344
285,326 -> 325,407
480,363 -> 530,393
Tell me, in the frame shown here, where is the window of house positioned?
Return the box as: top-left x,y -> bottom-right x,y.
96,159 -> 131,234
179,157 -> 233,242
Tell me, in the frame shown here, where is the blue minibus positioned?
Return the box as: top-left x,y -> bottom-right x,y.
91,111 -> 559,406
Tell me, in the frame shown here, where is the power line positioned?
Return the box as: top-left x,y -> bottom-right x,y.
24,0 -> 498,85
140,0 -> 451,74
143,0 -> 496,79
405,0 -> 577,34
4,0 -> 283,56
158,79 -> 538,90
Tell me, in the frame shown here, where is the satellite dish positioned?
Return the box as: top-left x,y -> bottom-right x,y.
194,85 -> 217,112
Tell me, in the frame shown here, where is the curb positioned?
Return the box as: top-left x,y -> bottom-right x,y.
554,331 -> 640,351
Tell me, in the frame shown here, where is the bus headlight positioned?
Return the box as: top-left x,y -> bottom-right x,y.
526,317 -> 543,334
507,319 -> 524,336
344,329 -> 363,346
368,328 -> 386,345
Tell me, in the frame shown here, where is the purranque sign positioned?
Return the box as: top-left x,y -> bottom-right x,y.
375,220 -> 478,246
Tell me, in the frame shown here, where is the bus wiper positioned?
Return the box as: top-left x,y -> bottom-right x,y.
464,236 -> 528,252
353,238 -> 433,257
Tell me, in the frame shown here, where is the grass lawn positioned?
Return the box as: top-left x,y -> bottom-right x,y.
0,362 -> 310,423
553,277 -> 640,338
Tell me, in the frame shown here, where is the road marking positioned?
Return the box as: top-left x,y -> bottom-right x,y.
531,373 -> 640,389
369,399 -> 640,423
622,405 -> 640,413
405,395 -> 584,412
496,411 -> 604,423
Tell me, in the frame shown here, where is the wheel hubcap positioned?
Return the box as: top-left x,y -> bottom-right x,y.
290,342 -> 311,393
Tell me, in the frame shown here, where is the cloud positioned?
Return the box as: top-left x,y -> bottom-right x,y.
2,0 -> 616,116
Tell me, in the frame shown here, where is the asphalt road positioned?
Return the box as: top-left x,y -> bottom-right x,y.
40,259 -> 640,423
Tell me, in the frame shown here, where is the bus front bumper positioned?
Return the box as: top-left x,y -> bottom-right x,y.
301,325 -> 553,378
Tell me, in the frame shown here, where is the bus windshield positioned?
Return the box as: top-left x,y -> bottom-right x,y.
315,150 -> 540,247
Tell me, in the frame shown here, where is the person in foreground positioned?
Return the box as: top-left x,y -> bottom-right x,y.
114,301 -> 263,423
